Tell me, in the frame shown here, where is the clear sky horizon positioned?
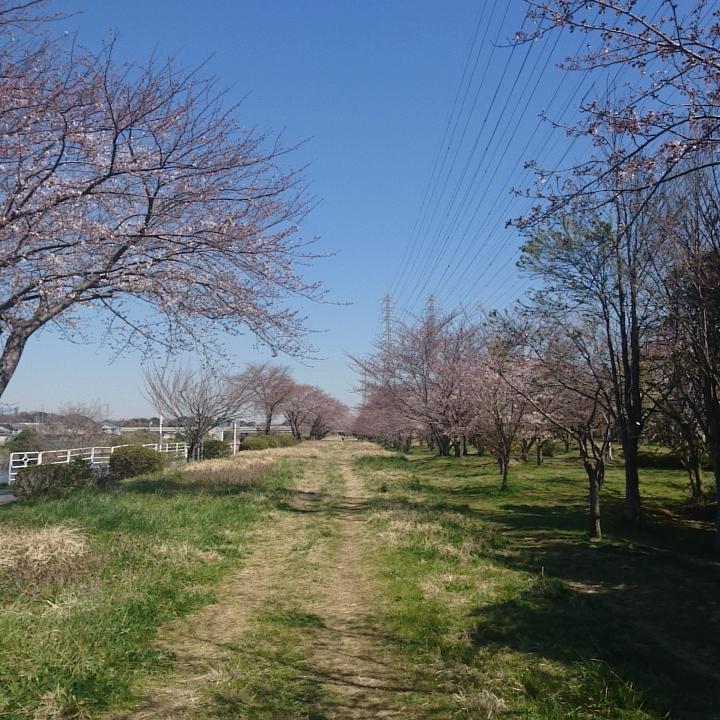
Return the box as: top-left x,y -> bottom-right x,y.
2,0 -> 615,417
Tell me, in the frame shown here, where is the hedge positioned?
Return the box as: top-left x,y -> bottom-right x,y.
14,459 -> 95,499
202,438 -> 231,460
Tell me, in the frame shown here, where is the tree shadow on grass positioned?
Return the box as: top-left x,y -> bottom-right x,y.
467,576 -> 719,718
472,498 -> 720,719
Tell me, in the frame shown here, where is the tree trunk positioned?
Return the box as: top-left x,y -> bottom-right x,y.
462,435 -> 467,456
687,464 -> 703,500
452,440 -> 461,458
520,438 -> 529,462
588,466 -> 602,539
187,439 -> 198,462
264,413 -> 272,435
622,435 -> 642,522
499,449 -> 509,490
536,440 -> 543,466
712,444 -> 720,550
437,434 -> 450,457
0,328 -> 31,399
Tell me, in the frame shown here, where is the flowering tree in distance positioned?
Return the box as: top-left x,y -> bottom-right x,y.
353,386 -> 418,451
0,2 -> 320,398
282,383 -> 350,441
470,338 -> 529,490
234,364 -> 295,434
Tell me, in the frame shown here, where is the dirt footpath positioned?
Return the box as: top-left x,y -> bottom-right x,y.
106,440 -> 414,720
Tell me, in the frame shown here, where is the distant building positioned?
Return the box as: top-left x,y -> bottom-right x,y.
0,424 -> 18,445
101,420 -> 122,435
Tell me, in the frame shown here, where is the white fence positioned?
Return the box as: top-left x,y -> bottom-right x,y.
7,442 -> 187,484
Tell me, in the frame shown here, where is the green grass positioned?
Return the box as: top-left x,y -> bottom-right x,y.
353,454 -> 413,472
355,450 -> 720,719
0,461 -> 297,720
193,629 -> 329,720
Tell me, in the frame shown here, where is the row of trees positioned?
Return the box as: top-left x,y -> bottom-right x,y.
355,164 -> 720,544
145,363 -> 349,458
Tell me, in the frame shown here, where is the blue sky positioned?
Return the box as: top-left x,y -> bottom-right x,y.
3,0 -> 602,416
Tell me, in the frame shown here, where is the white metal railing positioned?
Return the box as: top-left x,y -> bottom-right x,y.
7,442 -> 187,484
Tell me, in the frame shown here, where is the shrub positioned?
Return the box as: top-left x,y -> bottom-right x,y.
239,436 -> 273,451
202,438 -> 231,460
239,435 -> 296,451
540,439 -> 556,457
637,450 -> 684,470
5,428 -> 40,453
275,435 -> 297,448
109,446 -> 166,479
14,459 -> 95,499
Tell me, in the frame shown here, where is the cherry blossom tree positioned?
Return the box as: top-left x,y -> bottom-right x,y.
519,199 -> 669,521
282,383 -> 317,441
282,383 -> 350,441
304,391 -> 351,440
353,305 -> 481,457
655,166 -> 720,544
518,0 -> 720,222
353,386 -> 418,451
469,335 -> 530,490
353,387 -> 412,450
0,2 -> 320,399
233,364 -> 295,434
498,318 -> 615,539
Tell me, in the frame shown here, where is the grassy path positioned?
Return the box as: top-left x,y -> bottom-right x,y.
107,440 -> 419,720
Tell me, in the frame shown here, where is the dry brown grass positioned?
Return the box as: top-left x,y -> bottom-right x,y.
179,461 -> 271,489
174,441 -> 335,485
0,523 -> 91,597
452,687 -> 507,718
373,509 -> 501,564
31,686 -> 88,720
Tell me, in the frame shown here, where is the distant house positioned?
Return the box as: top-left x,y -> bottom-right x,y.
101,420 -> 121,436
0,424 -> 18,445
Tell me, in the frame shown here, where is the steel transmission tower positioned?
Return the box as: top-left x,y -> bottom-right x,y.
382,293 -> 393,355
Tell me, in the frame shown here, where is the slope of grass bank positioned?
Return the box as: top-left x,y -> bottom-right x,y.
356,451 -> 719,719
0,460 -> 297,720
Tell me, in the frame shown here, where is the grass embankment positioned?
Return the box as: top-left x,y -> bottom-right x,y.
0,459 -> 297,720
355,452 -> 720,719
